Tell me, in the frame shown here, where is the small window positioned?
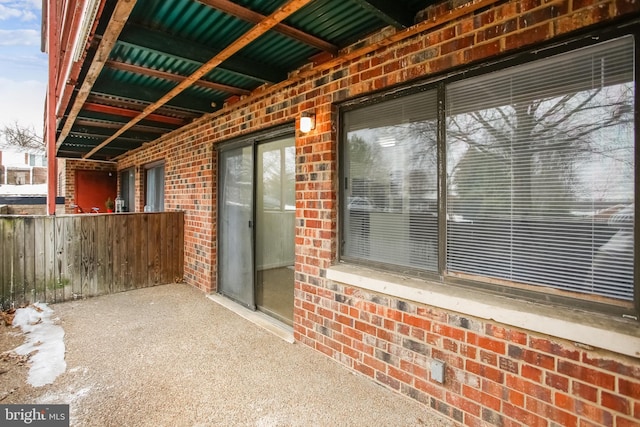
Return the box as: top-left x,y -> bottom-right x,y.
144,162 -> 164,212
120,167 -> 135,212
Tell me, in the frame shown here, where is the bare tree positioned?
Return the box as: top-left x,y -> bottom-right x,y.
446,84 -> 634,217
0,121 -> 45,154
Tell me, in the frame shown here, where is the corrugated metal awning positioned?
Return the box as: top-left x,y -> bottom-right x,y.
54,0 -> 429,160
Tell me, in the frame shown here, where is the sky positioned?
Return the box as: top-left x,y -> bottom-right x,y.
0,0 -> 48,153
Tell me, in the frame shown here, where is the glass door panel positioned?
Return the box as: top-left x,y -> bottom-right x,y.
256,137 -> 295,325
218,145 -> 255,308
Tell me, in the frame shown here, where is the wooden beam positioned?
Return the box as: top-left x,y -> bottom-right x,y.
87,93 -> 202,119
83,102 -> 186,126
104,59 -> 251,96
69,131 -> 151,144
197,0 -> 338,55
74,118 -> 170,134
56,0 -> 138,151
84,0 -> 315,159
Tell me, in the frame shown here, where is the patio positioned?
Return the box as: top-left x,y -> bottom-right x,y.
2,283 -> 451,426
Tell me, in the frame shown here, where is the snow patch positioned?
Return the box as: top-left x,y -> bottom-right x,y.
12,303 -> 66,387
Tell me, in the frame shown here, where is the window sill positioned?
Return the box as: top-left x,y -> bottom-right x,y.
326,264 -> 640,359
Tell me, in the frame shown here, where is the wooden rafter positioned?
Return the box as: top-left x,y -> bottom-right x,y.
74,118 -> 169,134
104,59 -> 251,96
83,102 -> 186,126
87,93 -> 201,119
197,0 -> 338,55
84,0 -> 315,159
56,0 -> 138,151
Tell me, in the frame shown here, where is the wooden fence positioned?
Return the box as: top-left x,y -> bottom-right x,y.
0,212 -> 184,309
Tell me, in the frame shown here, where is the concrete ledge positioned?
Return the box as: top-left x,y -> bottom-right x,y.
207,293 -> 294,343
327,264 -> 640,359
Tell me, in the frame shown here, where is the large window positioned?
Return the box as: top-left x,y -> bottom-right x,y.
341,34 -> 636,314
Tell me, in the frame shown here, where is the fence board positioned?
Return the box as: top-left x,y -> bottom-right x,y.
55,216 -> 67,302
0,219 -> 7,307
23,218 -> 36,304
81,216 -> 97,298
124,214 -> 135,290
95,215 -> 108,296
148,214 -> 161,285
0,212 -> 184,308
69,217 -> 83,299
34,218 -> 46,303
43,217 -> 56,304
12,218 -> 25,306
135,214 -> 147,287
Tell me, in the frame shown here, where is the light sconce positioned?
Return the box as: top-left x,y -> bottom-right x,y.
299,111 -> 316,133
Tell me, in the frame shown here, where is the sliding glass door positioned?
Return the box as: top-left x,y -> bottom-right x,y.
218,132 -> 295,325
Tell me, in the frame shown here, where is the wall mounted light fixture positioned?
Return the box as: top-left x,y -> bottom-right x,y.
300,111 -> 316,133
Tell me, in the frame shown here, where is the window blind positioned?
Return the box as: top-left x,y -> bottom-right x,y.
343,90 -> 439,271
445,36 -> 635,301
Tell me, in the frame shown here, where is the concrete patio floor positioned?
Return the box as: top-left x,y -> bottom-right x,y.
11,283 -> 453,426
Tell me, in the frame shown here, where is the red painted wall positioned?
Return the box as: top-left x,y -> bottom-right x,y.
74,169 -> 116,213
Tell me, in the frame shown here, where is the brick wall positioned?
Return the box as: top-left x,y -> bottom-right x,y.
111,0 -> 640,424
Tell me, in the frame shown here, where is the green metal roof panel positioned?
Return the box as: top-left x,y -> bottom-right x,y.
58,0 -> 432,159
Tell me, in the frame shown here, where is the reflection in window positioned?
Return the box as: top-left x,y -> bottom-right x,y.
343,91 -> 439,271
145,163 -> 165,212
446,36 -> 634,301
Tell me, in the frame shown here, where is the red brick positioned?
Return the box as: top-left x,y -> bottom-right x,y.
617,416 -> 640,427
462,385 -> 501,411
467,360 -> 504,383
529,337 -> 581,361
446,391 -> 481,417
415,377 -> 445,400
555,392 -> 575,412
354,361 -> 374,378
363,354 -> 386,372
470,333 -> 506,354
433,323 -> 466,341
506,374 -> 551,401
521,365 -> 542,383
526,398 -> 578,427
388,365 -> 413,384
545,372 -> 569,392
557,360 -> 616,390
572,381 -> 598,402
601,390 -> 631,415
502,402 -> 547,427
403,313 -> 431,330
576,401 -> 614,426
619,377 -> 640,398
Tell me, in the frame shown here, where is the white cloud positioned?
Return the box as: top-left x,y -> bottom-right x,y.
0,2 -> 37,21
0,28 -> 39,45
0,4 -> 21,20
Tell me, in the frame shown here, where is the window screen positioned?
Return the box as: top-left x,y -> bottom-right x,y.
343,90 -> 439,271
445,36 -> 635,301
